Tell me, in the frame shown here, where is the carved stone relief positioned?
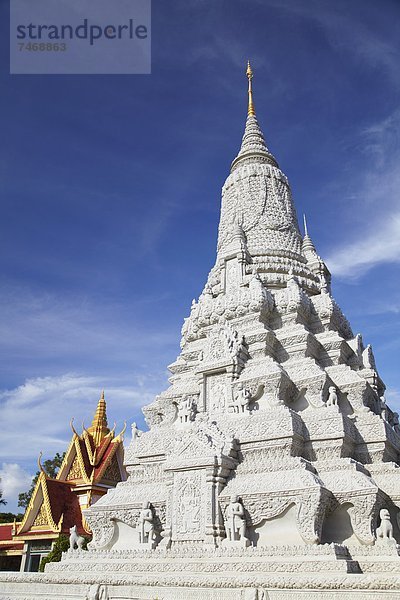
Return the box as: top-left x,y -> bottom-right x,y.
172,471 -> 205,541
206,372 -> 229,415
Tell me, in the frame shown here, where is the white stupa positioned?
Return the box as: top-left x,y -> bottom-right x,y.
2,63 -> 400,600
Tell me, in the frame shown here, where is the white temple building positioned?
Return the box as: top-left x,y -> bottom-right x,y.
1,63 -> 400,599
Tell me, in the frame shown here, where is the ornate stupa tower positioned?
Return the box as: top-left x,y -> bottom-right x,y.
216,61 -> 329,296
2,64 -> 400,599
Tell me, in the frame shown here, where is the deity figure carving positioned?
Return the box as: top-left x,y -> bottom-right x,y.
229,384 -> 252,414
137,501 -> 155,546
376,508 -> 394,542
225,327 -> 250,378
69,525 -> 85,550
224,495 -> 249,546
326,386 -> 338,407
177,395 -> 196,424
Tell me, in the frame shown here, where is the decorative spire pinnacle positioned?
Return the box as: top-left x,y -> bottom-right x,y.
302,215 -> 318,256
231,62 -> 278,172
88,390 -> 110,447
303,214 -> 318,252
303,214 -> 308,237
246,60 -> 256,117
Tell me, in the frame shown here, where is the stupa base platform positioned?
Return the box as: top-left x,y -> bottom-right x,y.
1,544 -> 400,599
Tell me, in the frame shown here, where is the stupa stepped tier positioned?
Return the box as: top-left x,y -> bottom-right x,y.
2,64 -> 400,599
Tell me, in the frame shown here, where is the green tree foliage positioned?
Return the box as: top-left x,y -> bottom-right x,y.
18,452 -> 65,510
39,534 -> 90,572
38,534 -> 69,572
0,512 -> 24,524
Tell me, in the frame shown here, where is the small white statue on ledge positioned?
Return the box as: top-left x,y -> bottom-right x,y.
326,386 -> 338,407
131,422 -> 142,442
376,508 -> 394,543
223,495 -> 249,547
69,525 -> 85,550
137,501 -> 155,547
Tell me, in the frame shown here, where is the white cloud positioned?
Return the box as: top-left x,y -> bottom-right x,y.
386,388 -> 400,413
0,367 -> 166,512
326,213 -> 400,278
325,109 -> 400,279
0,285 -> 173,355
0,368 -> 167,511
0,284 -> 179,388
0,373 -> 160,465
0,463 -> 33,513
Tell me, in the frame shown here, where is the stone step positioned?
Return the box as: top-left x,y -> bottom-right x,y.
2,572 -> 400,600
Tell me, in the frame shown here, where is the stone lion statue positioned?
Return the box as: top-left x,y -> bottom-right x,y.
376,508 -> 394,541
69,524 -> 85,550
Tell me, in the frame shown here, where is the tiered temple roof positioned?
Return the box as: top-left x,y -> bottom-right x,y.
15,392 -> 126,540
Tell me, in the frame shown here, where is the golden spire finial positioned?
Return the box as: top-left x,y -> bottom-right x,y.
246,60 -> 256,117
88,390 -> 110,447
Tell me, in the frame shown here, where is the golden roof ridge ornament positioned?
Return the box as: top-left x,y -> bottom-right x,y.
116,421 -> 127,441
106,422 -> 117,439
246,60 -> 256,117
70,418 -> 80,438
37,451 -> 46,476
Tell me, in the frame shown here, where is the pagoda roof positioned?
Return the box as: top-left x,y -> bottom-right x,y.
15,472 -> 83,538
56,391 -> 126,486
14,392 -> 126,541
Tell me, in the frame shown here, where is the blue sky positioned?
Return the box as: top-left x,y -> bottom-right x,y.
0,0 -> 399,512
